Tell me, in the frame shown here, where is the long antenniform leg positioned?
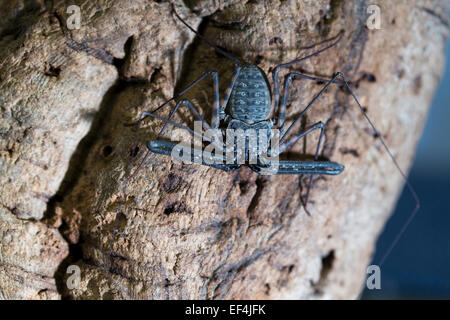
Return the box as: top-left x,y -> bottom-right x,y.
272,32 -> 344,129
275,70 -> 420,264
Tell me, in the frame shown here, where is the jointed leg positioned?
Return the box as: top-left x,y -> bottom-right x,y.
276,73 -> 343,214
127,69 -> 221,179
128,110 -> 208,180
305,121 -> 326,215
136,70 -> 221,127
171,4 -> 242,127
277,121 -> 325,155
274,72 -> 344,214
157,98 -> 212,139
250,122 -> 341,177
277,73 -> 344,131
280,72 -> 344,144
277,71 -> 419,219
157,98 -> 230,153
277,121 -> 326,215
320,73 -> 419,222
272,32 -> 343,123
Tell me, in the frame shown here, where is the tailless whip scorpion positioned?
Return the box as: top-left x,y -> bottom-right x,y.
118,5 -> 420,275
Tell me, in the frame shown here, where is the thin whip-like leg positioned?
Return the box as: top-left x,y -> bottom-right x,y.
278,72 -> 345,131
273,73 -> 343,213
277,122 -> 325,155
272,32 -> 343,126
276,71 -> 420,264
158,98 -> 212,138
129,108 -> 217,179
171,4 -> 242,127
280,72 -> 343,144
127,69 -> 221,179
134,70 -> 221,126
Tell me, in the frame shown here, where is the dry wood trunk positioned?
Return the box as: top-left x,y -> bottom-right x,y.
0,0 -> 448,299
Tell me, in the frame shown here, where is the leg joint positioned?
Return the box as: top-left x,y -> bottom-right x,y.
315,121 -> 325,129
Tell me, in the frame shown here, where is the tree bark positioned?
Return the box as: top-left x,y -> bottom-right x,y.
0,0 -> 448,299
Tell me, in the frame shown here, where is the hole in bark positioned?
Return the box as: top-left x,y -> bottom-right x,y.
130,146 -> 139,157
265,283 -> 271,295
269,37 -> 282,46
162,173 -> 181,193
339,147 -> 360,158
102,145 -> 113,157
163,201 -> 192,215
163,204 -> 176,215
288,264 -> 295,274
247,177 -> 266,214
397,69 -> 405,79
44,65 -> 61,77
311,250 -> 335,296
68,242 -> 83,262
366,73 -> 376,82
238,180 -> 250,194
319,250 -> 335,281
149,66 -> 164,84
413,75 -> 422,95
359,72 -> 377,84
117,211 -> 127,230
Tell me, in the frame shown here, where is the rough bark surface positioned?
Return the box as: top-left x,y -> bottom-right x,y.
0,0 -> 448,299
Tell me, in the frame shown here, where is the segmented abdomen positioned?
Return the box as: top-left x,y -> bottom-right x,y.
229,65 -> 271,123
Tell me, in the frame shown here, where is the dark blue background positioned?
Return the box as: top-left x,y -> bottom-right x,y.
362,41 -> 450,299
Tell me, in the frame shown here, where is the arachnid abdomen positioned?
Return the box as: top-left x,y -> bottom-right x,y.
229,65 -> 271,123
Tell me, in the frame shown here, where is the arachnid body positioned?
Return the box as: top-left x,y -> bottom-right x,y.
130,7 -> 417,213
135,9 -> 351,180
145,62 -> 344,176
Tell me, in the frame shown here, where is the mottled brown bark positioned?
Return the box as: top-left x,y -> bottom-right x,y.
0,0 -> 448,299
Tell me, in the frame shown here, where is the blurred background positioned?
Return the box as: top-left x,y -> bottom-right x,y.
362,41 -> 450,299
